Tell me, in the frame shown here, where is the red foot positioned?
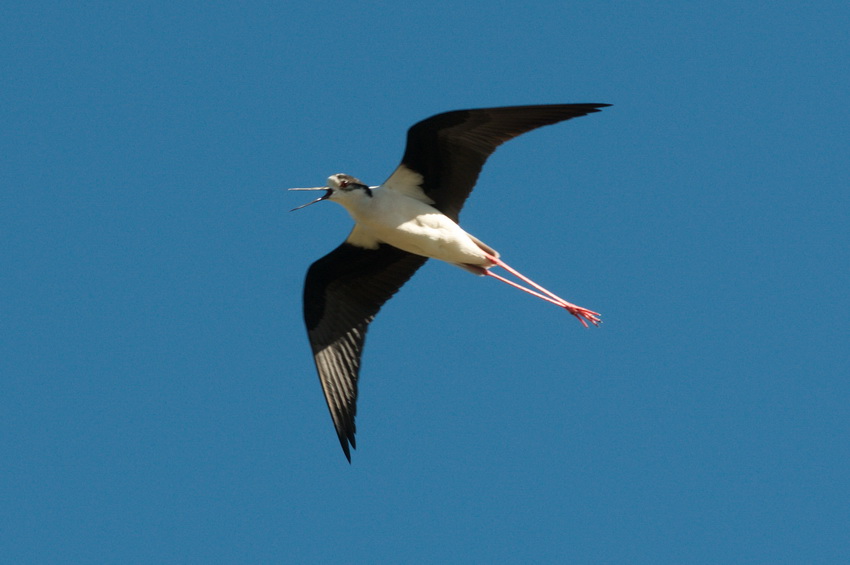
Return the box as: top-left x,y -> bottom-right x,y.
563,304 -> 602,328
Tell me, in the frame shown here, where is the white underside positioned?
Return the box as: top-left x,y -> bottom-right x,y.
339,185 -> 497,268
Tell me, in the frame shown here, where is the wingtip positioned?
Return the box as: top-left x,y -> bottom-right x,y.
572,103 -> 611,118
339,434 -> 355,463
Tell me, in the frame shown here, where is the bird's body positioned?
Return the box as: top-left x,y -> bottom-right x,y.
290,103 -> 610,461
327,176 -> 497,269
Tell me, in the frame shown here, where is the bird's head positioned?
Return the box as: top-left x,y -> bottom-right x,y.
289,174 -> 371,211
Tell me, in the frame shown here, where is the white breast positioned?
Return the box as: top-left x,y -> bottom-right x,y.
340,187 -> 493,267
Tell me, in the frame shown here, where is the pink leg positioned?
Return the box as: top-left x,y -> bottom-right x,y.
483,270 -> 573,309
483,254 -> 601,327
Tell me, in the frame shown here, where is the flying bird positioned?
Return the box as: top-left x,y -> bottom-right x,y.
290,103 -> 610,461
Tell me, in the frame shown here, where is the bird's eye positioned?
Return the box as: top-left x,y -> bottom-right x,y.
340,180 -> 349,188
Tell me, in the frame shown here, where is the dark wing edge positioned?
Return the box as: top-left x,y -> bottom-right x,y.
398,103 -> 611,221
303,242 -> 428,461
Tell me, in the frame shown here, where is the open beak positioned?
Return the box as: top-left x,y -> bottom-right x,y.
288,187 -> 332,211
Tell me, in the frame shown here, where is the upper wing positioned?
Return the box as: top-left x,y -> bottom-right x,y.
303,241 -> 427,461
383,103 -> 610,221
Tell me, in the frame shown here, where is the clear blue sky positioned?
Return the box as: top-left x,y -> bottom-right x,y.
2,2 -> 848,563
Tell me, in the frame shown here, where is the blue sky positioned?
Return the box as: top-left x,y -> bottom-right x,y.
2,1 -> 848,563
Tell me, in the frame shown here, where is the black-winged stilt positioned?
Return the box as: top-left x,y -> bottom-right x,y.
291,104 -> 610,460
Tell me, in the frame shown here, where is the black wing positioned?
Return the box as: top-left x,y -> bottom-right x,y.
395,103 -> 610,221
304,242 -> 428,461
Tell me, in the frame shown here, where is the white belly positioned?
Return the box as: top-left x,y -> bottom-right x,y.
342,188 -> 494,266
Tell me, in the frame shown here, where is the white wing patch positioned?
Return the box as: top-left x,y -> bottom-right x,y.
345,224 -> 381,250
381,165 -> 434,205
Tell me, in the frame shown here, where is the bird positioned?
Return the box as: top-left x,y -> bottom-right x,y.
290,103 -> 610,461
